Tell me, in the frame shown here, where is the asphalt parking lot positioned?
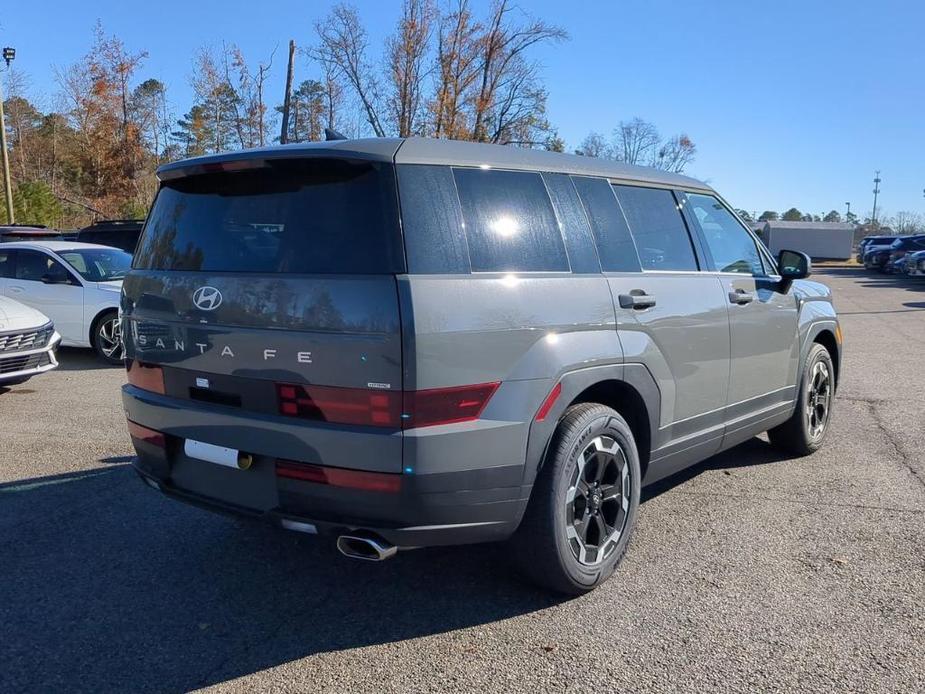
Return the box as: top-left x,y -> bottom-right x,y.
1,268 -> 923,694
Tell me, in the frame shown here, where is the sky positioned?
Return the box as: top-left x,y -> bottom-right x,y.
2,0 -> 924,219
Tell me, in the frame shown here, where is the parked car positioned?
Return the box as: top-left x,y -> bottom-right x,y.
904,250 -> 925,277
864,244 -> 898,271
121,137 -> 842,595
856,235 -> 898,263
883,234 -> 925,273
0,295 -> 60,386
0,241 -> 130,364
76,219 -> 145,254
0,225 -> 64,243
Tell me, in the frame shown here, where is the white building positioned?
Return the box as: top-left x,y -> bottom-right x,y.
759,221 -> 855,260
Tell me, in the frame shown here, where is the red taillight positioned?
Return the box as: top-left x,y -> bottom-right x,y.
126,420 -> 166,448
126,360 -> 165,395
535,382 -> 562,422
276,460 -> 401,493
276,383 -> 403,427
275,381 -> 500,429
403,382 -> 500,428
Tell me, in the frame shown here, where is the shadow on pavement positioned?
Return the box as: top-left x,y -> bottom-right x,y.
0,465 -> 563,693
0,432 -> 810,692
643,437 -> 782,502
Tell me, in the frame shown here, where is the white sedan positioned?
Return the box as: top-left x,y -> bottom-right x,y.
0,241 -> 130,364
0,295 -> 60,385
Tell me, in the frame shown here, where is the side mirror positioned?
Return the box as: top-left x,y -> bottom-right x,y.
777,249 -> 811,289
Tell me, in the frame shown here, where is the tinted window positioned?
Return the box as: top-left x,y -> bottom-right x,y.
0,249 -> 13,278
541,173 -> 601,274
686,193 -> 764,275
15,250 -> 71,282
398,165 -> 469,274
135,159 -> 403,274
571,176 -> 640,272
453,168 -> 568,272
613,186 -> 697,271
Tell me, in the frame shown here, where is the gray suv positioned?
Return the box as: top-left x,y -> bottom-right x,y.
122,138 -> 841,594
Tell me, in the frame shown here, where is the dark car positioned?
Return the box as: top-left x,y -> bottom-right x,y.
121,137 -> 842,594
885,235 -> 925,273
0,225 -> 64,243
75,219 -> 145,254
856,235 -> 898,263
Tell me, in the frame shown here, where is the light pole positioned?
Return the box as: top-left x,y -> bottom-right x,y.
0,46 -> 15,224
871,171 -> 881,227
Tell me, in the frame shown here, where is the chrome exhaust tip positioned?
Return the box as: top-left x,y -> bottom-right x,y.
336,534 -> 398,561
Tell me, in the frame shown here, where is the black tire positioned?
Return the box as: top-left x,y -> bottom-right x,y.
513,403 -> 641,595
91,311 -> 124,366
768,343 -> 835,456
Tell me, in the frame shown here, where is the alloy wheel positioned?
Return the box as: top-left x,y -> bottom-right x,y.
565,435 -> 631,566
98,316 -> 124,361
805,360 -> 831,439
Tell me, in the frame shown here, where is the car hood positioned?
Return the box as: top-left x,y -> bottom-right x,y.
792,279 -> 832,300
0,295 -> 52,331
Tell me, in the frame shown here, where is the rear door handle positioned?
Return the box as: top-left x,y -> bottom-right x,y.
7,286 -> 23,294
728,289 -> 755,305
619,292 -> 656,310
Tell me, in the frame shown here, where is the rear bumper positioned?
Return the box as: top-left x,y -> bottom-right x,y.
124,384 -> 531,547
0,332 -> 60,383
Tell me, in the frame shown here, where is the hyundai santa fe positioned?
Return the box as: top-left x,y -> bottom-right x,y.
122,137 -> 842,594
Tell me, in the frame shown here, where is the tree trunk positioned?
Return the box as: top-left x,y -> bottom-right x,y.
280,40 -> 296,144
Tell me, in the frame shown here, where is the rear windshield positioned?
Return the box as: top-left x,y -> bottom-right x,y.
135,159 -> 403,274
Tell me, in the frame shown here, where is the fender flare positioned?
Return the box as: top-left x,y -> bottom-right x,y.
801,318 -> 841,388
520,362 -> 660,488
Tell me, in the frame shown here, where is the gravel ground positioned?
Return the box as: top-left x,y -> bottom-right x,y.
1,268 -> 922,693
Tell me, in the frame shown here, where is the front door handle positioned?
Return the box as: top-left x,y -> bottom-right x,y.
619,292 -> 656,310
728,289 -> 755,305
7,286 -> 23,294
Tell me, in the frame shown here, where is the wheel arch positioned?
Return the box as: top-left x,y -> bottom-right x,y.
811,328 -> 839,388
89,307 -> 119,347
523,363 -> 659,487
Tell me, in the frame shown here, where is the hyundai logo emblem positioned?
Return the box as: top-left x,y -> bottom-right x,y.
192,286 -> 223,311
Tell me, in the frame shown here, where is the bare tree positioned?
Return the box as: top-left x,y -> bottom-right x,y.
575,131 -> 611,158
613,118 -> 660,165
3,68 -> 37,179
386,0 -> 436,136
191,47 -> 236,152
471,0 -> 566,145
222,43 -> 276,149
651,133 -> 696,173
890,210 -> 923,234
313,3 -> 385,137
430,0 -> 481,139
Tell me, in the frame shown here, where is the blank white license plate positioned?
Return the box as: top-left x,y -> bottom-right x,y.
184,438 -> 243,469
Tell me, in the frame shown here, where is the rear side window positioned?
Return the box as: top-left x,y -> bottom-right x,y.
135,159 -> 403,274
570,176 -> 640,272
452,168 -> 568,272
613,186 -> 698,271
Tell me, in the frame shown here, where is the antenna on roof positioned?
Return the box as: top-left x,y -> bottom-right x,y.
324,128 -> 348,141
